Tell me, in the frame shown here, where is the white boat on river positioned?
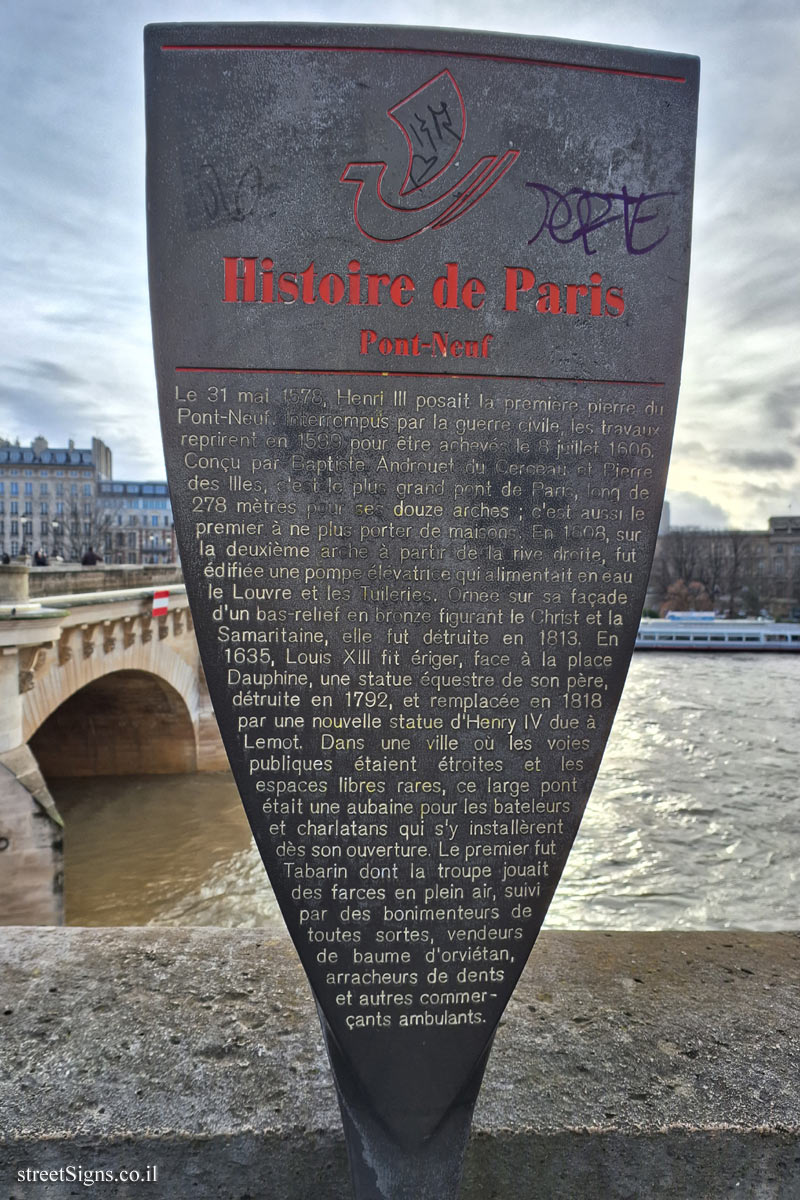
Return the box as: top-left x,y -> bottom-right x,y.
636,613 -> 800,651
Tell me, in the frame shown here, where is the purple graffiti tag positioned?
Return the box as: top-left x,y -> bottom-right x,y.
525,183 -> 676,255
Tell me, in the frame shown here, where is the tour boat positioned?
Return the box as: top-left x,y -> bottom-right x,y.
636,613 -> 800,651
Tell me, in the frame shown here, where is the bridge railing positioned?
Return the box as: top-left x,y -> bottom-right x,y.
12,562 -> 184,601
33,583 -> 189,610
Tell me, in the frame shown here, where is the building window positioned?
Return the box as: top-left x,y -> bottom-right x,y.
24,482 -> 32,496
40,502 -> 48,515
56,502 -> 64,516
10,521 -> 18,536
10,483 -> 18,496
83,484 -> 91,496
24,501 -> 32,516
10,502 -> 18,515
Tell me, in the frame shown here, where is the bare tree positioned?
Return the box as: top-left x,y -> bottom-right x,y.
724,530 -> 757,616
662,530 -> 703,586
60,498 -> 113,561
659,578 -> 713,616
651,529 -> 706,608
650,527 -> 767,617
692,531 -> 730,608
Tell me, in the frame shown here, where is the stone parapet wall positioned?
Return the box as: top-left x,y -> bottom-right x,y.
27,564 -> 183,599
1,929 -> 797,1198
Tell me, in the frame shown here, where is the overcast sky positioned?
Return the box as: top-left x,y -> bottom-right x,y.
1,0 -> 797,529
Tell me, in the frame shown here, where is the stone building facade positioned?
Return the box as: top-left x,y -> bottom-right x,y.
0,436 -> 176,565
752,516 -> 800,614
96,480 -> 175,564
0,436 -> 112,561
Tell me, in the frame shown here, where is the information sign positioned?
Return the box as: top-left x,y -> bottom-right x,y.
146,24 -> 698,1197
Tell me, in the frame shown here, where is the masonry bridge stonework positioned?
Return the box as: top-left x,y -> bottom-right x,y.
0,563 -> 226,925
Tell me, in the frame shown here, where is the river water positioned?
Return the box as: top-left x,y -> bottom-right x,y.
52,654 -> 800,932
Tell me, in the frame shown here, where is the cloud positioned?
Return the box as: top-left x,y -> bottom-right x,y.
1,0 -> 799,515
763,387 -> 799,431
665,490 -> 730,529
671,439 -> 708,457
13,358 -> 85,387
741,480 -> 791,499
0,382 -> 108,446
722,448 -> 796,471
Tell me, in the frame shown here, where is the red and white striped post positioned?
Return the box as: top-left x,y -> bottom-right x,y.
151,588 -> 170,617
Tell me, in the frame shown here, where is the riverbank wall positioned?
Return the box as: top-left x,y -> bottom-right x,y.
1,928 -> 797,1198
26,564 -> 183,599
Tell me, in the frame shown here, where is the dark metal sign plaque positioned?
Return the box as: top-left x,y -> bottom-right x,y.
146,24 -> 698,1198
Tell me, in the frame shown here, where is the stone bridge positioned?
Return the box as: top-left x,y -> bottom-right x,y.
0,564 -> 226,925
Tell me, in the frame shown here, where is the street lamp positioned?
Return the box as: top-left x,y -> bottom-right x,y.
51,521 -> 62,561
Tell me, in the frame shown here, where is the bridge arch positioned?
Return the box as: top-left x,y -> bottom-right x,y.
29,669 -> 198,777
1,587 -> 229,925
22,638 -> 201,746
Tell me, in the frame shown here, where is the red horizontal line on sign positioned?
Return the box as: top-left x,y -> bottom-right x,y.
160,44 -> 686,84
174,367 -> 665,387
